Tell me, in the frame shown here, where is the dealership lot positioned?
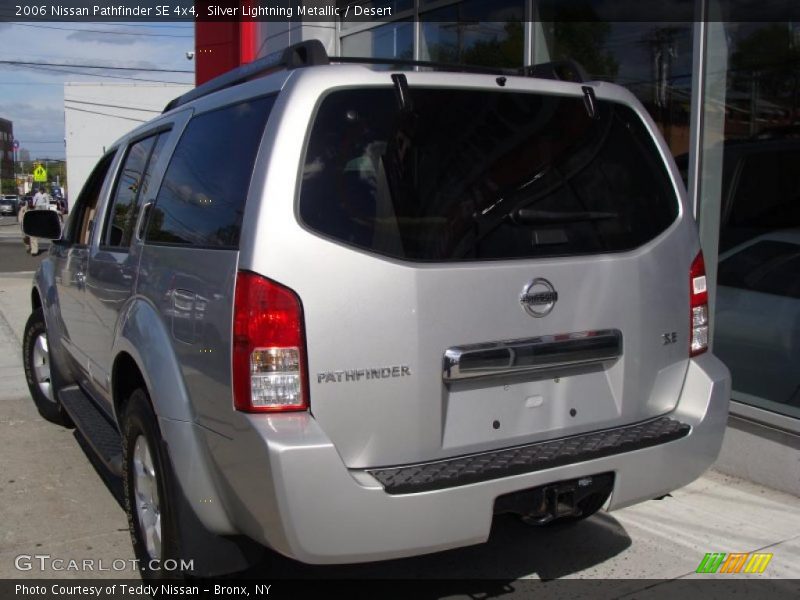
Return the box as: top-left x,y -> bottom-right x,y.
0,268 -> 798,590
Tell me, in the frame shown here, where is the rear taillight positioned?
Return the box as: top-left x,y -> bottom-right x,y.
690,251 -> 709,357
232,271 -> 308,412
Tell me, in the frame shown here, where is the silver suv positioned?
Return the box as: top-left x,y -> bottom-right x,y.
22,41 -> 730,578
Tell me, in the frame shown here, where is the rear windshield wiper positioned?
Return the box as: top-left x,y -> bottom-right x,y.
511,208 -> 618,225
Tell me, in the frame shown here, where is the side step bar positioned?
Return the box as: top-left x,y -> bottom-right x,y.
59,386 -> 123,476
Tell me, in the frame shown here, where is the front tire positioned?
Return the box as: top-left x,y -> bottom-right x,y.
122,389 -> 181,581
22,308 -> 71,426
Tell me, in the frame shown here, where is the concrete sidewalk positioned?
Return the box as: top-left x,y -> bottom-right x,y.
0,273 -> 133,580
0,271 -> 798,589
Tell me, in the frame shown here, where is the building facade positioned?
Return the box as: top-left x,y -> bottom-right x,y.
196,1 -> 800,494
0,118 -> 14,194
64,83 -> 192,207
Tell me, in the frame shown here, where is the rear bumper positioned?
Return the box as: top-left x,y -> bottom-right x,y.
199,353 -> 730,564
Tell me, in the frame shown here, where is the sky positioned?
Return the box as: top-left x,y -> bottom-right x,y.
0,21 -> 196,160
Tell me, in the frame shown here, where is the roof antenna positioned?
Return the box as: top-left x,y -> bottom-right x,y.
391,73 -> 413,112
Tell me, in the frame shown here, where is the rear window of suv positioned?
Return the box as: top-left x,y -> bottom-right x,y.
298,87 -> 679,261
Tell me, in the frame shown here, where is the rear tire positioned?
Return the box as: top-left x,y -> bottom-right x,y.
122,389 -> 182,581
22,308 -> 71,426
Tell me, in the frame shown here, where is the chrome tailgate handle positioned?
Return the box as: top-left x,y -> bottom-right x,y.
443,329 -> 622,382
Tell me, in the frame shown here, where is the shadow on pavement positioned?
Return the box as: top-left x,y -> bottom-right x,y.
72,413 -> 632,588
74,431 -> 125,508
237,510 -> 631,583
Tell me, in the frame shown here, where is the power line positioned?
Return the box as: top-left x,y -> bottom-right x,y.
65,99 -> 163,113
3,62 -> 192,84
0,59 -> 193,73
65,105 -> 147,123
10,22 -> 193,38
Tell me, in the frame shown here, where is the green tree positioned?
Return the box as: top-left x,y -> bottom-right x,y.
729,24 -> 800,123
546,21 -> 619,80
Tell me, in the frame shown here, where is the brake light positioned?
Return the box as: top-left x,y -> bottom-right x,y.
232,271 -> 309,412
690,251 -> 709,357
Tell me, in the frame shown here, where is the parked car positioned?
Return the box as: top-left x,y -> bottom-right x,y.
0,194 -> 20,216
715,229 -> 800,412
21,41 -> 730,579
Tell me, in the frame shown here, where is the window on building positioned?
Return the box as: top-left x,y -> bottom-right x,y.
420,0 -> 525,68
704,21 -> 800,421
341,20 -> 414,60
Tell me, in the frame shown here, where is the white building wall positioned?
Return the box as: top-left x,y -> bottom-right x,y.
64,83 -> 192,211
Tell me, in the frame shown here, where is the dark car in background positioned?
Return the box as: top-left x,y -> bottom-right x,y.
676,135 -> 800,253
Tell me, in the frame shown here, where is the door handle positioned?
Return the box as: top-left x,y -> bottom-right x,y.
443,329 -> 623,382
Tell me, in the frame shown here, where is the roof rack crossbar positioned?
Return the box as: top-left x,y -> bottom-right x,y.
163,39 -> 330,113
332,56 -> 587,83
331,55 -> 517,76
163,43 -> 589,113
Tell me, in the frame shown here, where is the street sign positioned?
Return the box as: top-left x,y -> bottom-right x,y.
33,164 -> 47,182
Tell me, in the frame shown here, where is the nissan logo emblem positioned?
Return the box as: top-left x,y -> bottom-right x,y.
520,278 -> 558,317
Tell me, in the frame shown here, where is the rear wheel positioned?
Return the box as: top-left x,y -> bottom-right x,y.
122,389 -> 181,580
22,308 -> 71,426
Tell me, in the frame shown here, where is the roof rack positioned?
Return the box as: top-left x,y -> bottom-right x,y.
163,40 -> 588,113
523,60 -> 588,84
163,40 -> 329,113
331,56 -> 587,84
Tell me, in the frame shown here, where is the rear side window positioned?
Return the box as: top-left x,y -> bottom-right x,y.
146,96 -> 275,248
299,88 -> 679,261
103,133 -> 169,248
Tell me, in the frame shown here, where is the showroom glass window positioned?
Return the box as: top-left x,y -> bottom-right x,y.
704,21 -> 800,420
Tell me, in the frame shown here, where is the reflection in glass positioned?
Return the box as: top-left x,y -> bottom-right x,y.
341,20 -> 414,59
541,20 -> 694,158
707,21 -> 800,419
420,0 -> 524,68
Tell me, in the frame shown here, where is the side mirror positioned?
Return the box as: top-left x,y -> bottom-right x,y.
23,209 -> 63,240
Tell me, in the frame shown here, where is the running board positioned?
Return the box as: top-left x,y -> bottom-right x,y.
59,386 -> 123,476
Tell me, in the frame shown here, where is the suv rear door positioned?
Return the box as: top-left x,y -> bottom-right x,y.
263,79 -> 695,469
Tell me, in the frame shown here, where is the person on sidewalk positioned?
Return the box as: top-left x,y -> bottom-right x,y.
18,194 -> 30,253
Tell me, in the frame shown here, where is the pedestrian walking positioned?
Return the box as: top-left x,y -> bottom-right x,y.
17,194 -> 30,253
28,187 -> 50,255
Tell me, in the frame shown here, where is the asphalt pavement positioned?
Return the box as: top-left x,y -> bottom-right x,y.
0,263 -> 798,593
